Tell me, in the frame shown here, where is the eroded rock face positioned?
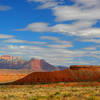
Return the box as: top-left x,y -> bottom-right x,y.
4,65 -> 100,85
70,65 -> 100,70
8,69 -> 76,84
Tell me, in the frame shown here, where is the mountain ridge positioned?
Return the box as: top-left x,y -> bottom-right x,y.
0,55 -> 68,72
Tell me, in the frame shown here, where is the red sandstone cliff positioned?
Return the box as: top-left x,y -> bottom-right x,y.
8,69 -> 75,84
70,65 -> 100,70
3,65 -> 100,85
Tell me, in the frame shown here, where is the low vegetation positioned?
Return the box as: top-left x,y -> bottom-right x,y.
0,82 -> 100,100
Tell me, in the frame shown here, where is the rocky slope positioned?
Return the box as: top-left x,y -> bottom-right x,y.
5,65 -> 100,84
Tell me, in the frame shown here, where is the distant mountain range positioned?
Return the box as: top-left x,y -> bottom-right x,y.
0,56 -> 68,72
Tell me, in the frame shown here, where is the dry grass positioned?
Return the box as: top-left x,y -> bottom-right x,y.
0,82 -> 100,100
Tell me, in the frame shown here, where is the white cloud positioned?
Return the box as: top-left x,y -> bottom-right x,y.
72,0 -> 100,8
41,36 -> 72,47
51,24 -> 72,33
0,34 -> 46,45
0,34 -> 14,39
53,6 -> 100,21
27,0 -> 64,9
16,22 -> 100,37
71,28 -> 100,37
3,39 -> 26,43
0,5 -> 12,11
76,38 -> 100,43
82,47 -> 97,51
24,0 -> 100,38
17,0 -> 100,38
41,36 -> 59,41
50,23 -> 100,37
16,22 -> 49,32
2,38 -> 46,45
38,2 -> 58,9
0,44 -> 100,65
51,0 -> 100,37
47,44 -> 73,48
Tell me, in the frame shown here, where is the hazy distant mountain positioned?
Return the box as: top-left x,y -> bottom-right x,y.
22,58 -> 57,72
56,66 -> 69,70
0,56 -> 68,72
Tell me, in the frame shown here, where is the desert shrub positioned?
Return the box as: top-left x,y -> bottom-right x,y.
8,94 -> 16,98
3,96 -> 7,99
62,93 -> 72,97
28,96 -> 37,100
77,93 -> 82,97
87,96 -> 97,100
48,92 -> 61,99
54,92 -> 60,96
28,96 -> 47,100
71,89 -> 78,92
48,94 -> 54,99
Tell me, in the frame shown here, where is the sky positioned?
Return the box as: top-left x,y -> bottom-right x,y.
0,0 -> 100,66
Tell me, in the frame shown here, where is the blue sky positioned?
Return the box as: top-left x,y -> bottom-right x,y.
0,0 -> 100,66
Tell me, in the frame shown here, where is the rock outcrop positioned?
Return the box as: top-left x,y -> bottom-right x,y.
4,65 -> 100,85
6,69 -> 75,84
70,65 -> 100,70
2,65 -> 100,85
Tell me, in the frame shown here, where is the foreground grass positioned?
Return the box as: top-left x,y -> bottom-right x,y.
0,82 -> 100,100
